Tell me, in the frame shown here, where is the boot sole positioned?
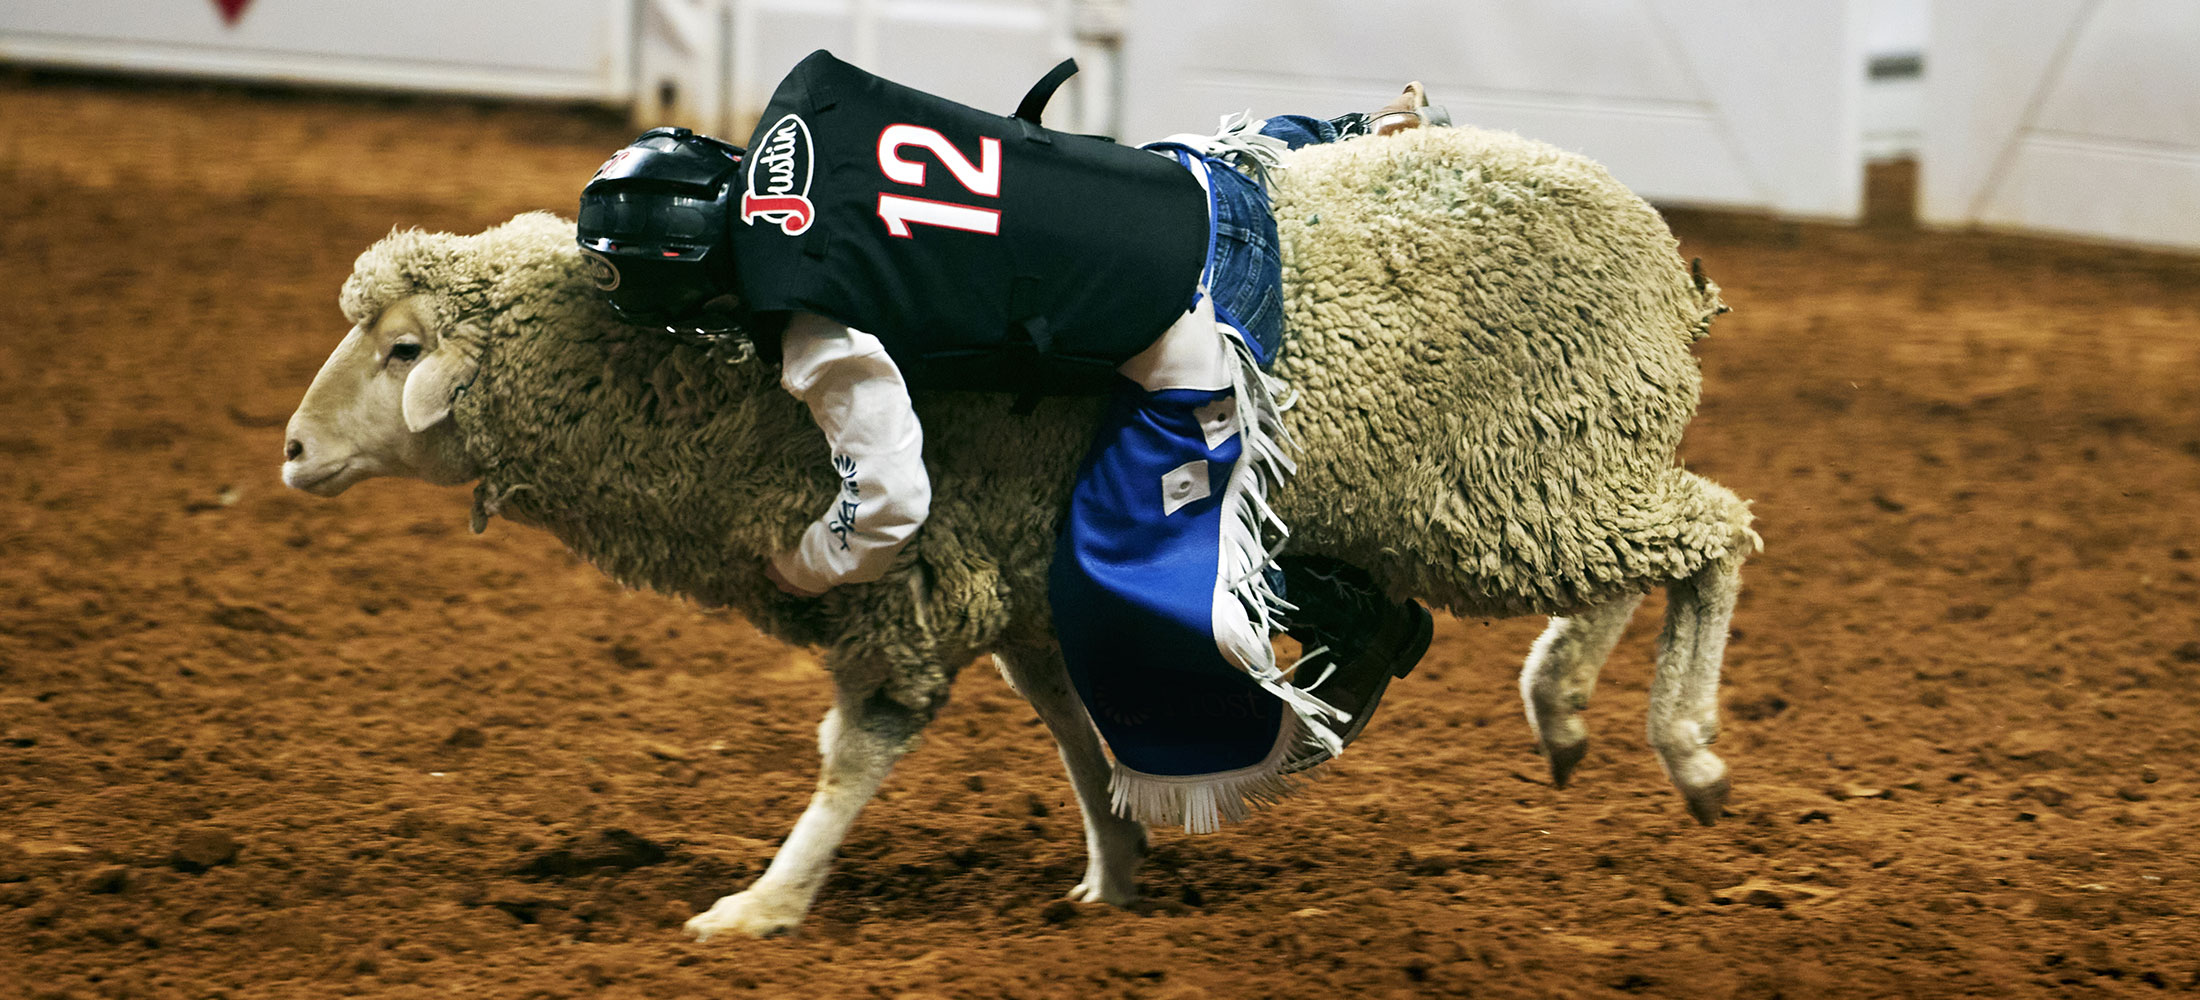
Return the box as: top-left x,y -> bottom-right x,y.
1333,602 -> 1432,744
1281,602 -> 1433,772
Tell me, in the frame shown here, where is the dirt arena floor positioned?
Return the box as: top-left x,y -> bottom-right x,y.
3,74 -> 2198,1000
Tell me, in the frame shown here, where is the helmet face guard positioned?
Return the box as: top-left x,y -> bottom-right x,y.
578,127 -> 745,328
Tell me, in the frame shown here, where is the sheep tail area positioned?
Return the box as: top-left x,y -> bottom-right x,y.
1686,256 -> 1729,342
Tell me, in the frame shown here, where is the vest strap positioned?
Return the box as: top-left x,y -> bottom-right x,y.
1015,58 -> 1079,124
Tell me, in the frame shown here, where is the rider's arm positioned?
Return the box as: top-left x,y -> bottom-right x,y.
769,312 -> 932,595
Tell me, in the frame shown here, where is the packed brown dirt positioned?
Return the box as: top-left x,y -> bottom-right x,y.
3,75 -> 2198,1000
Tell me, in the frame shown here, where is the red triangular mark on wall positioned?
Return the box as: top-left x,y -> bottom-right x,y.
212,0 -> 253,26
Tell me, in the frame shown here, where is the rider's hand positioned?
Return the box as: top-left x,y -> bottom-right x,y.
766,561 -> 826,598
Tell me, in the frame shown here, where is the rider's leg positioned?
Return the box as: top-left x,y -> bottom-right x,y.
1274,555 -> 1433,773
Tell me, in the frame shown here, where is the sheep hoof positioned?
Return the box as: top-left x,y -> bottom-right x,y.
1544,740 -> 1588,788
684,890 -> 805,941
1066,878 -> 1136,906
1681,775 -> 1731,827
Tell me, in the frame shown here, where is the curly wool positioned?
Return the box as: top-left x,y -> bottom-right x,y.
340,218 -> 587,340
341,124 -> 1752,711
1266,126 -> 1748,618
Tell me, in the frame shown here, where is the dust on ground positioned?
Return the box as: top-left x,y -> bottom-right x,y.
3,75 -> 2198,999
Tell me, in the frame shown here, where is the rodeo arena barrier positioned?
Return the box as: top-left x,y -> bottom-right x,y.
5,0 -> 2199,248
5,0 -> 2196,249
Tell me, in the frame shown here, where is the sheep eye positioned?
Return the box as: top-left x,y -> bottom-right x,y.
388,343 -> 423,364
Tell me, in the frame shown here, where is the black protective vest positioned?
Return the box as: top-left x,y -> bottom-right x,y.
731,50 -> 1210,393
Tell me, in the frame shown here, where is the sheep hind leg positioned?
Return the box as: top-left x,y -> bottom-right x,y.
685,688 -> 930,940
994,647 -> 1146,905
1648,551 -> 1744,827
1519,593 -> 1643,788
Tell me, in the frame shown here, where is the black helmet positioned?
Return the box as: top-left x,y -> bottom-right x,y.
577,127 -> 745,327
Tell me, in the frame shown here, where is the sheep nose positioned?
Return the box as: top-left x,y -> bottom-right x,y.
284,439 -> 305,462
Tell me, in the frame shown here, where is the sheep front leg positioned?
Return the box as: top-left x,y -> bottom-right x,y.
1519,592 -> 1644,787
1647,551 -> 1744,826
686,687 -> 930,940
993,646 -> 1145,904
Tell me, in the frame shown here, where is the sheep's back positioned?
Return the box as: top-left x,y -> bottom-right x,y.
1266,127 -> 1739,616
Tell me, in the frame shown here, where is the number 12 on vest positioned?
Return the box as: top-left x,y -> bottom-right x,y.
876,124 -> 1001,238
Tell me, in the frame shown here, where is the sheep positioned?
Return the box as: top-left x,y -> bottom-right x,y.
280,124 -> 1758,940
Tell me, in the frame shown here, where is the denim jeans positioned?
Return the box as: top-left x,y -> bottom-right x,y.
1204,162 -> 1285,365
1197,114 -> 1354,367
1257,114 -> 1342,150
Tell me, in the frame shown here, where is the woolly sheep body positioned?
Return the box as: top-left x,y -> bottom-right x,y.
340,126 -> 1744,647
1267,128 -> 1747,616
319,123 -> 1756,936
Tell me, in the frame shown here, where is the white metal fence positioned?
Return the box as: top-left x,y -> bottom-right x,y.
0,0 -> 1102,136
6,1 -> 2197,248
1920,0 -> 2200,250
629,0 -> 1097,138
0,0 -> 634,101
1121,0 -> 1865,219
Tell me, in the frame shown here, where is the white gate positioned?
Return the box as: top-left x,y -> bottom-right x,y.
1919,0 -> 2200,251
0,0 -> 633,101
633,0 -> 1089,138
1,0 -> 1095,142
1119,0 -> 1866,219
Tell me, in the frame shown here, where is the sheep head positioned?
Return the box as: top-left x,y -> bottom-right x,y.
283,212 -> 579,495
281,292 -> 481,495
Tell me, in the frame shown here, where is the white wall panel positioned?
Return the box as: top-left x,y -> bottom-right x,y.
726,0 -> 1075,135
1922,1 -> 2200,250
0,0 -> 630,101
1119,0 -> 1864,218
1859,0 -> 1926,160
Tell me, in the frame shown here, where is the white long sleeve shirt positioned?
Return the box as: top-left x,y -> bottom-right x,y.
769,313 -> 933,595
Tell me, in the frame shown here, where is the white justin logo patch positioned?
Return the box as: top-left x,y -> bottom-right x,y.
741,113 -> 817,236
1161,460 -> 1211,516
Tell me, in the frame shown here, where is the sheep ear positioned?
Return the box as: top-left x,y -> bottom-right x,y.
401,337 -> 481,433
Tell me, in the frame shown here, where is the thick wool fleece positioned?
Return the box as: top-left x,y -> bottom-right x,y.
1265,126 -> 1750,618
336,124 -> 1750,722
343,213 -> 1095,714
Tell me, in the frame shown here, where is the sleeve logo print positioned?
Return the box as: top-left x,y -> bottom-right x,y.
741,114 -> 817,236
826,454 -> 861,551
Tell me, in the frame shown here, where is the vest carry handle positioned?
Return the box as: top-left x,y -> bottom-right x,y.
1014,58 -> 1079,125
